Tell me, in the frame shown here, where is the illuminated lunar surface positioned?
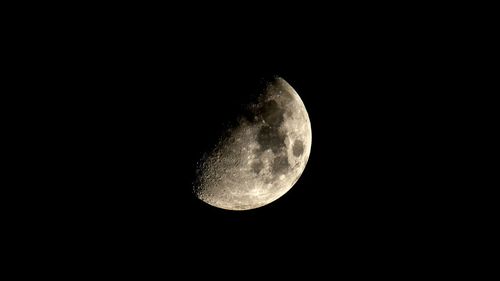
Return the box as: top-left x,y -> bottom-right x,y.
194,77 -> 312,210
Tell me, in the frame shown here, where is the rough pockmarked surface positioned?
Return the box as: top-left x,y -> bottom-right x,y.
194,77 -> 312,210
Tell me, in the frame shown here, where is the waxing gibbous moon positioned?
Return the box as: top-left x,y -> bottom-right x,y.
194,77 -> 312,211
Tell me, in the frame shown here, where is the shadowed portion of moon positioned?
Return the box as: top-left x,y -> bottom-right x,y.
193,77 -> 312,211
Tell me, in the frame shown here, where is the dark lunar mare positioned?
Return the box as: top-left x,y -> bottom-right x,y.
255,100 -> 287,152
254,99 -> 290,176
293,140 -> 304,157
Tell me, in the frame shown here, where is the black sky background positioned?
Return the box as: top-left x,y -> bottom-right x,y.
72,34 -> 449,252
19,6 -> 476,272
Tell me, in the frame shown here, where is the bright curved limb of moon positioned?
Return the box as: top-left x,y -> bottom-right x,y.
194,77 -> 312,210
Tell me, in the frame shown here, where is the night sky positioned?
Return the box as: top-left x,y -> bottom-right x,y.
80,38 -> 445,252
32,8 -> 468,273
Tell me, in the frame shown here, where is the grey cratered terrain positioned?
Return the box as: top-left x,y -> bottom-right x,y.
194,77 -> 312,210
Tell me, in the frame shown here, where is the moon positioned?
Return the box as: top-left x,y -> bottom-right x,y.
193,77 -> 312,210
